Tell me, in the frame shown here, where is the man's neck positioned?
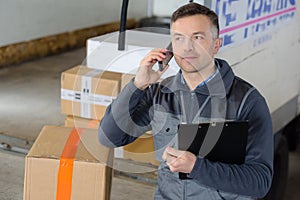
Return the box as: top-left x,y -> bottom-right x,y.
182,60 -> 216,91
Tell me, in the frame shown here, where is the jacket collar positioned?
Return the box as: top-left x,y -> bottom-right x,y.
160,58 -> 235,97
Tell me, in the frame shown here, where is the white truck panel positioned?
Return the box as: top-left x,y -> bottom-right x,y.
152,0 -> 205,16
86,0 -> 300,133
216,1 -> 300,117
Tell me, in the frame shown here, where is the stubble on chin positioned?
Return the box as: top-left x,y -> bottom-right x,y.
175,56 -> 211,74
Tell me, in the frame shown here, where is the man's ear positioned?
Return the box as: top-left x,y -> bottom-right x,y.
213,38 -> 222,54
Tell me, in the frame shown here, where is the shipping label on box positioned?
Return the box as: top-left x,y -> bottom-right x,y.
23,126 -> 114,200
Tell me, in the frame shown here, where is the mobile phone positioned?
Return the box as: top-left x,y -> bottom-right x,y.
158,43 -> 173,71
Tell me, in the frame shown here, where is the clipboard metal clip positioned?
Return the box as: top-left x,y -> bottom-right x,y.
211,121 -> 217,127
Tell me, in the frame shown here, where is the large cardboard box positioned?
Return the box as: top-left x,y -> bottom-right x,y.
65,115 -> 159,166
23,126 -> 114,200
61,65 -> 122,120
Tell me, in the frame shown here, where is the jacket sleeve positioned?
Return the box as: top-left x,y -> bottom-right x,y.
188,89 -> 274,198
98,79 -> 153,147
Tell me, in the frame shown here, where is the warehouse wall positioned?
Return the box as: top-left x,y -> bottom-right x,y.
152,0 -> 205,16
0,0 -> 148,47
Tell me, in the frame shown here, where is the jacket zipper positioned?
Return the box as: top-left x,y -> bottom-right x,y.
183,179 -> 186,200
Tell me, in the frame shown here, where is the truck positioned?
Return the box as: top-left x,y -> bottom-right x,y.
86,0 -> 300,199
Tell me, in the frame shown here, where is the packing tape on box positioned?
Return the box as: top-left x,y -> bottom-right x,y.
81,76 -> 92,118
61,89 -> 114,106
56,119 -> 105,199
56,127 -> 84,200
61,89 -> 115,118
81,69 -> 112,118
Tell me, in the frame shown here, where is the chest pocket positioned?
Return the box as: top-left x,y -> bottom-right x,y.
151,110 -> 180,161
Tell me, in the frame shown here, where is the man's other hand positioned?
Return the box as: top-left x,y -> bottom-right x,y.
162,146 -> 196,173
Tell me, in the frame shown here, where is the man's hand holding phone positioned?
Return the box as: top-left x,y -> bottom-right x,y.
134,47 -> 171,90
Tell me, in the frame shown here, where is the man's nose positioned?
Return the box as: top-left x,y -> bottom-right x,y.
183,39 -> 194,52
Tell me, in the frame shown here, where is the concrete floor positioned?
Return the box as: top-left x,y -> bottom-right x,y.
0,48 -> 299,200
0,48 -> 85,141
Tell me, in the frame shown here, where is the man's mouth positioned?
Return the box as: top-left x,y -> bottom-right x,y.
182,56 -> 198,62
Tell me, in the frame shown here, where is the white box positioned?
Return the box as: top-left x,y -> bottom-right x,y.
86,30 -> 179,78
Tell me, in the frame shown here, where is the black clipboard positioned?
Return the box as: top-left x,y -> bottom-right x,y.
177,121 -> 248,179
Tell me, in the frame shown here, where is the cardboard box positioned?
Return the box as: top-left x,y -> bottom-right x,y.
123,131 -> 159,166
65,115 -> 159,166
64,115 -> 123,159
120,73 -> 135,90
65,115 -> 100,129
23,126 -> 114,200
61,65 -> 122,120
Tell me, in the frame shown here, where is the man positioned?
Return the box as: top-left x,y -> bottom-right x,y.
99,3 -> 273,199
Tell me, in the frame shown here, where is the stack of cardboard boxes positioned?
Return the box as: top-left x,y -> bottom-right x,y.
60,65 -> 158,166
23,31 -> 167,199
23,66 -> 117,199
23,64 -> 158,199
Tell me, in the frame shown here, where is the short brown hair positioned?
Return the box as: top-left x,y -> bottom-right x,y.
171,3 -> 220,39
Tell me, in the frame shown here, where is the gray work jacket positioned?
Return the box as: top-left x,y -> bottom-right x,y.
99,58 -> 273,199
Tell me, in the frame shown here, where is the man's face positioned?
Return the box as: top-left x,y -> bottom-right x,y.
171,14 -> 221,73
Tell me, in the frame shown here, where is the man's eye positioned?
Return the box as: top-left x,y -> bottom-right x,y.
175,37 -> 183,41
194,35 -> 204,40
